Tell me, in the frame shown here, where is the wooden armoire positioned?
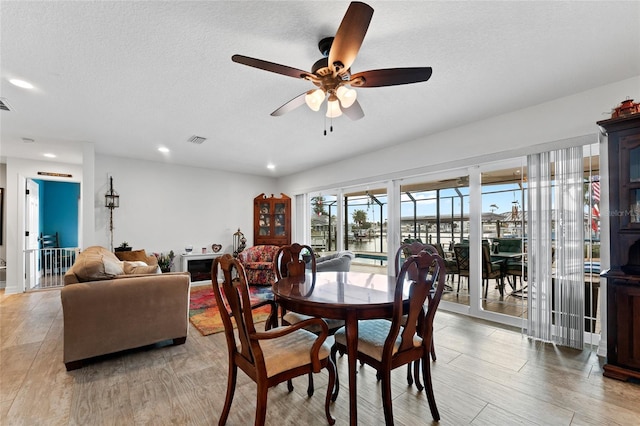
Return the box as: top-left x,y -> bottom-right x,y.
598,113 -> 640,382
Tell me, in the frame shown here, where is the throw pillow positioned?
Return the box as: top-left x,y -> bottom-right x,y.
114,249 -> 149,262
74,253 -> 116,282
103,257 -> 125,276
123,261 -> 160,275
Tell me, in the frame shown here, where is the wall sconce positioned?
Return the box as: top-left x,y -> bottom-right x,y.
232,228 -> 246,258
105,176 -> 119,251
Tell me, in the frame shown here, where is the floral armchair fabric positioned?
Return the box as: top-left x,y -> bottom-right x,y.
237,245 -> 280,285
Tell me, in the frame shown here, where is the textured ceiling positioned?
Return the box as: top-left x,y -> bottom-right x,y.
1,1 -> 639,177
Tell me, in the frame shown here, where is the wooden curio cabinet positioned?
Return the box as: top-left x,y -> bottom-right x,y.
598,114 -> 640,382
254,193 -> 291,246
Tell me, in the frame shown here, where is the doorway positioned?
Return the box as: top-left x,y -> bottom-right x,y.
24,178 -> 80,290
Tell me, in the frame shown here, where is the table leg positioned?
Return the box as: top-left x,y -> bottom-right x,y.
345,309 -> 358,426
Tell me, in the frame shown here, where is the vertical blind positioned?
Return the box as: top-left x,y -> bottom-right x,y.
527,146 -> 584,349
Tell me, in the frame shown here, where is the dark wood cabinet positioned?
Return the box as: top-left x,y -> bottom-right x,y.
598,114 -> 640,382
253,193 -> 291,246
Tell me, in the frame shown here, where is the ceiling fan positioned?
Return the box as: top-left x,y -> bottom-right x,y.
232,1 -> 433,122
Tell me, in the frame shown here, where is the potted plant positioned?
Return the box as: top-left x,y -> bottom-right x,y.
301,247 -> 312,265
155,250 -> 175,273
115,241 -> 131,252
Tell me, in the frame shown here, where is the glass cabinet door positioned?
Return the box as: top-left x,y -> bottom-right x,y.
259,202 -> 271,236
630,145 -> 640,182
625,142 -> 640,226
274,202 -> 286,236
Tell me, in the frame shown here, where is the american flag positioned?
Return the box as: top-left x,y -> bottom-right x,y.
592,177 -> 600,203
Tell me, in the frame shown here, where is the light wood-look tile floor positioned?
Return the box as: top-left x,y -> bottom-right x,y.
1,288 -> 639,425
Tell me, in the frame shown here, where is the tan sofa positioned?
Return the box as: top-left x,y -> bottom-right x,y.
61,246 -> 190,370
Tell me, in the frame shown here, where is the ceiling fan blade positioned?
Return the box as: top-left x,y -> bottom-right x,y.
341,99 -> 364,121
270,92 -> 308,116
328,2 -> 374,75
232,54 -> 311,79
350,67 -> 433,88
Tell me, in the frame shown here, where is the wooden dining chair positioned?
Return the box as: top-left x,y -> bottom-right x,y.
274,243 -> 344,396
394,241 -> 438,390
212,254 -> 336,426
331,250 -> 447,424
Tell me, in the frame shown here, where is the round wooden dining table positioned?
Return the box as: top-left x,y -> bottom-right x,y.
272,271 -> 409,426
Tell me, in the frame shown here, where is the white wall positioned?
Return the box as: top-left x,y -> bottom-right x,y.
278,76 -> 640,194
95,155 -> 278,259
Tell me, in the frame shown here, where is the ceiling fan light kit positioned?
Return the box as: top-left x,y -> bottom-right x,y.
305,89 -> 325,112
231,1 -> 432,128
326,98 -> 342,118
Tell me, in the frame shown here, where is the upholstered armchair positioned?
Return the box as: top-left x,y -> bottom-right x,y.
237,245 -> 280,285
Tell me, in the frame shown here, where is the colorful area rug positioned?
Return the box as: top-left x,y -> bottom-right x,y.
189,284 -> 275,336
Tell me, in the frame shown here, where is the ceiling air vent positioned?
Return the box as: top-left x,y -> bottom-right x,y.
0,97 -> 15,112
187,135 -> 206,145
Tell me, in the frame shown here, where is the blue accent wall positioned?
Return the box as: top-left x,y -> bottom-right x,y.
35,180 -> 80,247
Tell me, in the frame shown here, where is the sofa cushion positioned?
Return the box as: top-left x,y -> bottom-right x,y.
115,249 -> 150,262
123,261 -> 160,275
74,253 -> 116,282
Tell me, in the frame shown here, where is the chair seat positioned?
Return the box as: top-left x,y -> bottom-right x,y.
283,312 -> 345,334
258,326 -> 331,377
333,319 -> 422,362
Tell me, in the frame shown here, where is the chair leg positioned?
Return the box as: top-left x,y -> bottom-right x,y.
413,359 -> 424,391
330,344 -> 340,402
287,379 -> 294,392
219,363 -> 237,425
306,372 -> 314,397
255,382 -> 269,426
324,359 -> 337,425
430,338 -> 437,361
406,363 -> 414,386
422,353 -> 440,421
381,369 -> 394,426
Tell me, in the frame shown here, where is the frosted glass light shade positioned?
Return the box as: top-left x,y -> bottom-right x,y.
305,89 -> 325,111
336,86 -> 357,108
326,99 -> 342,118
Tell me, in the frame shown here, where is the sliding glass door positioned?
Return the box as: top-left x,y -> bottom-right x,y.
301,142 -> 602,342
400,174 -> 469,306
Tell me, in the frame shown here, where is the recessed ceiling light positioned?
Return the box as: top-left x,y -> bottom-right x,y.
43,153 -> 56,158
9,79 -> 34,89
267,164 -> 275,170
158,147 -> 170,153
